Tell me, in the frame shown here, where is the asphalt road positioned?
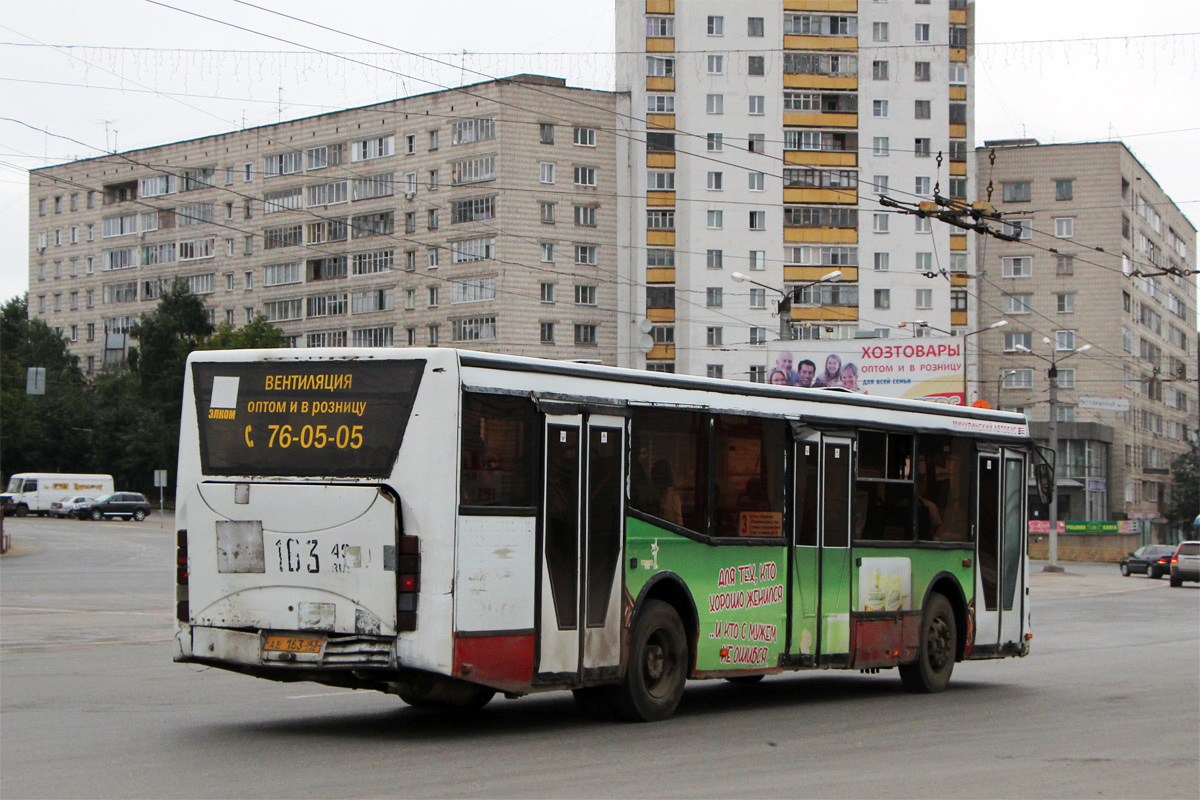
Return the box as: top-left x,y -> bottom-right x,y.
2,515 -> 1197,799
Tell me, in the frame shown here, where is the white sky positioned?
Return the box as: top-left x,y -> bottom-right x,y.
2,0 -> 1198,305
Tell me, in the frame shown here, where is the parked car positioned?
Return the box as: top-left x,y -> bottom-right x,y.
1119,545 -> 1177,578
1168,541 -> 1200,587
77,493 -> 151,521
49,495 -> 95,519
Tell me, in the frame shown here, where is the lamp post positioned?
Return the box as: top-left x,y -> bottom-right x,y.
1014,339 -> 1093,572
731,269 -> 841,342
996,369 -> 1018,409
898,319 -> 1009,404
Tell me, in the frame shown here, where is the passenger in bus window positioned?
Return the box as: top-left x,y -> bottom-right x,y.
813,353 -> 842,387
917,469 -> 943,540
652,460 -> 683,526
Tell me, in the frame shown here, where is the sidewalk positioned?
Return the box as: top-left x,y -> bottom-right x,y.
1028,561 -> 1164,600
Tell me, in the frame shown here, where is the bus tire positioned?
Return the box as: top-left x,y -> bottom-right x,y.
900,592 -> 956,694
613,599 -> 687,722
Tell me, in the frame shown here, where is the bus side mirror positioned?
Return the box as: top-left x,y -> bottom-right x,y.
1034,463 -> 1054,506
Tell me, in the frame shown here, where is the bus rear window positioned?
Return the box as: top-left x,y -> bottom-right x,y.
191,359 -> 424,477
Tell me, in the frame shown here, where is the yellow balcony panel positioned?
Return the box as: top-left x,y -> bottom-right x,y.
950,274 -> 968,287
950,85 -> 967,101
646,308 -> 675,323
950,161 -> 967,176
646,114 -> 676,130
783,112 -> 858,128
646,267 -> 676,284
786,266 -> 858,283
950,47 -> 967,63
949,124 -> 967,139
645,0 -> 674,13
647,152 -> 676,169
783,187 -> 857,205
783,74 -> 858,91
784,0 -> 858,12
784,150 -> 857,167
784,227 -> 859,244
950,9 -> 967,24
646,191 -> 675,207
790,306 -> 859,323
648,343 -> 676,360
646,230 -> 675,247
784,35 -> 858,51
646,76 -> 675,92
646,38 -> 675,53
950,234 -> 968,252
951,311 -> 968,327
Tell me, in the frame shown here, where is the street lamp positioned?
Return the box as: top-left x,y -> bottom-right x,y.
731,269 -> 841,342
1013,339 -> 1093,572
996,368 -> 1019,409
898,319 -> 1009,403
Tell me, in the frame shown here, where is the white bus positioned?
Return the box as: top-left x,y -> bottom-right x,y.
175,348 -> 1046,720
2,473 -> 114,517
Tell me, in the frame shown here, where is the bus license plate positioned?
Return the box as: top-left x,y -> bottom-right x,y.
263,635 -> 323,654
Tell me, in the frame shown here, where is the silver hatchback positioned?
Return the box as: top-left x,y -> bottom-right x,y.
1169,541 -> 1200,587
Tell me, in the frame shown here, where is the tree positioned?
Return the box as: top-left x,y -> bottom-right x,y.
0,296 -> 94,479
203,314 -> 290,350
1167,441 -> 1200,528
128,280 -> 213,410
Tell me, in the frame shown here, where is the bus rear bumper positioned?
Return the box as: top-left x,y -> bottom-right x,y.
175,624 -> 396,671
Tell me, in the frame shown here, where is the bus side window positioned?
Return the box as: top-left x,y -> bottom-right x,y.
856,432 -> 914,542
460,393 -> 537,509
713,414 -> 785,539
916,435 -> 973,542
630,407 -> 708,533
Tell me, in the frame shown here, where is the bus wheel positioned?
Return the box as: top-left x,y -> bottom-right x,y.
613,600 -> 687,722
900,592 -> 956,693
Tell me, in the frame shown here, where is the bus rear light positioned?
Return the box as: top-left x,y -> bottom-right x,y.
397,534 -> 419,632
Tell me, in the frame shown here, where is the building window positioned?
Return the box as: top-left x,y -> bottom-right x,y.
747,17 -> 764,36
540,243 -> 555,263
748,95 -> 765,114
574,324 -> 597,345
707,365 -> 724,379
540,162 -> 555,184
749,365 -> 766,383
575,285 -> 597,306
1056,179 -> 1074,201
708,15 -> 724,35
707,210 -> 723,229
1056,330 -> 1077,351
1003,370 -> 1033,388
915,252 -> 933,272
916,289 -> 933,309
573,127 -> 597,147
707,171 -> 724,191
540,282 -> 555,303
914,100 -> 931,119
874,252 -> 890,271
914,138 -> 931,157
749,288 -> 766,309
873,100 -> 889,118
914,61 -> 931,81
872,60 -> 889,80
707,249 -> 723,269
540,322 -> 555,344
749,211 -> 765,231
872,137 -> 890,156
1055,217 -> 1075,238
874,289 -> 890,309
706,94 -> 724,114
873,21 -> 889,41
1004,331 -> 1033,352
914,23 -> 930,42
706,288 -> 723,308
574,205 -> 597,227
1002,256 -> 1033,278
951,290 -> 968,312
873,213 -> 889,233
748,57 -> 765,77
707,133 -> 723,151
573,166 -> 596,186
540,202 -> 556,224
748,251 -> 766,271
539,123 -> 554,144
748,172 -> 765,191
1003,182 -> 1032,203
1057,293 -> 1076,313
706,327 -> 723,347
575,245 -> 598,265
1004,294 -> 1033,315
750,328 -> 768,346
748,133 -> 766,153
646,56 -> 675,77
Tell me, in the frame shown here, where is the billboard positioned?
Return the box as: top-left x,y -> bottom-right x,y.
769,337 -> 965,404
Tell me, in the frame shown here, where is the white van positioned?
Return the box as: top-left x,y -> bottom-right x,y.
1,473 -> 115,517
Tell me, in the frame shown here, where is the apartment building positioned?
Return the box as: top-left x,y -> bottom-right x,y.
977,140 -> 1197,534
615,0 -> 975,380
27,75 -> 621,371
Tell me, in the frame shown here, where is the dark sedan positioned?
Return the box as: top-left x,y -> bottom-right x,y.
76,492 -> 151,521
1119,545 -> 1177,579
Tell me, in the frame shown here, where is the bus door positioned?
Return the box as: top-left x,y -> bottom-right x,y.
538,413 -> 626,683
974,450 -> 1028,651
789,432 -> 853,664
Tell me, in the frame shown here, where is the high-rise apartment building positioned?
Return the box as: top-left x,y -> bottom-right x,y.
976,140 -> 1196,535
27,76 -> 621,371
616,0 -> 975,379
